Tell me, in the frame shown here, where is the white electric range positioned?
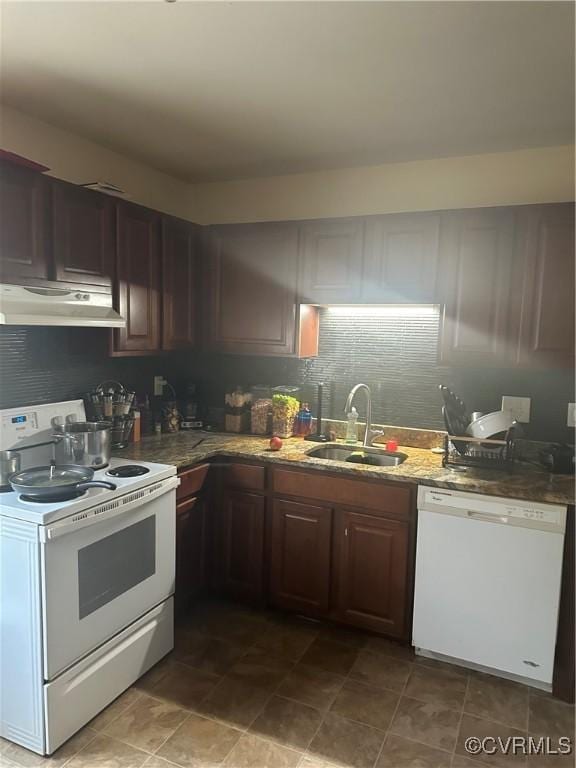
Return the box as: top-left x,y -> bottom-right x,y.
0,400 -> 179,755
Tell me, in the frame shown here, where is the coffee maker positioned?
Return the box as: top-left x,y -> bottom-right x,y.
181,381 -> 202,429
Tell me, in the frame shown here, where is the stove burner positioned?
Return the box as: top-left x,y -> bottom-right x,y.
107,464 -> 150,478
19,489 -> 88,504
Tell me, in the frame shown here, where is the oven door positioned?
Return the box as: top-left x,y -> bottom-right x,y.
40,476 -> 178,680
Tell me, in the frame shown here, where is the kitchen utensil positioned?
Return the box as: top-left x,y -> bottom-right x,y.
0,450 -> 21,488
9,463 -> 116,500
86,380 -> 135,420
466,410 -> 514,439
439,386 -> 471,456
110,415 -> 135,448
0,439 -> 61,488
53,421 -> 112,469
439,386 -> 470,435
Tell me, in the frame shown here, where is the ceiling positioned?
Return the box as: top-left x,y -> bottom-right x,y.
1,1 -> 574,182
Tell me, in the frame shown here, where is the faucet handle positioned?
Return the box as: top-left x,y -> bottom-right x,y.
367,428 -> 384,446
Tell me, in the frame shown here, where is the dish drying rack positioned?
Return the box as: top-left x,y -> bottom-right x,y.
85,380 -> 135,448
443,427 -> 517,470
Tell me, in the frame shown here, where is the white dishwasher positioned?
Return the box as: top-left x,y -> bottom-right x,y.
413,485 -> 566,688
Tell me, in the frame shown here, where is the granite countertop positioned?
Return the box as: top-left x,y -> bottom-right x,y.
116,430 -> 575,506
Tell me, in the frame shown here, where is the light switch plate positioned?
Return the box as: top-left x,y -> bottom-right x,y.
153,376 -> 167,396
501,396 -> 531,423
567,403 -> 576,428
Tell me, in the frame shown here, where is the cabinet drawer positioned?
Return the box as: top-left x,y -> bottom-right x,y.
272,468 -> 412,517
225,463 -> 266,492
177,464 -> 210,500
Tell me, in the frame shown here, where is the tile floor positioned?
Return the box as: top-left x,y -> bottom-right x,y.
1,600 -> 574,768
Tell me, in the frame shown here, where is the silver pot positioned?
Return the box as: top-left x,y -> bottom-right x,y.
0,450 -> 21,488
54,422 -> 112,469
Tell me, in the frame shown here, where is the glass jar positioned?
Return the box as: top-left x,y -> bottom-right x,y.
271,387 -> 301,438
250,385 -> 272,435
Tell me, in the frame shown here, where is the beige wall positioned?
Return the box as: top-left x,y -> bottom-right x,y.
1,105 -> 573,226
0,105 -> 198,221
193,145 -> 575,224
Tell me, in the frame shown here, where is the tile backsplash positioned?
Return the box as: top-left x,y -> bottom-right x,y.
0,307 -> 573,444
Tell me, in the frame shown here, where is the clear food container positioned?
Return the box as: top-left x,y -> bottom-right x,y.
250,385 -> 272,435
272,387 -> 301,438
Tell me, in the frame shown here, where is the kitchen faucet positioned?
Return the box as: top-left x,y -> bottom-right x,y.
344,384 -> 383,447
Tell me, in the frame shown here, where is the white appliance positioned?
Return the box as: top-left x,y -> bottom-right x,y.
0,400 -> 178,755
413,485 -> 566,689
0,283 -> 126,327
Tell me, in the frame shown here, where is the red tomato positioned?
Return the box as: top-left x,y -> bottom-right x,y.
269,436 -> 283,451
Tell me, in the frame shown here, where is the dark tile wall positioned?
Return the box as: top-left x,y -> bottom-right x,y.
0,326 -> 184,409
0,307 -> 573,443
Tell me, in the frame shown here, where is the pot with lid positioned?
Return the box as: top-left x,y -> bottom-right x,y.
53,422 -> 112,469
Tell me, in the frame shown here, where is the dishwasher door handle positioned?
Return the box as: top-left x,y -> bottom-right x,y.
466,509 -> 510,524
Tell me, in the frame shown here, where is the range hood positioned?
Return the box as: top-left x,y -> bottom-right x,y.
0,284 -> 126,328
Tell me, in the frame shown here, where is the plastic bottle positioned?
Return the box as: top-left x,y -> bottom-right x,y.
345,406 -> 359,444
297,403 -> 312,436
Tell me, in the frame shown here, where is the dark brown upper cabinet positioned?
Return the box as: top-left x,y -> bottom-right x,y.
112,202 -> 161,355
162,216 -> 198,351
510,204 -> 574,369
439,207 -> 516,366
0,161 -> 49,282
299,217 -> 365,304
363,213 -> 441,303
333,509 -> 409,637
206,222 -> 318,357
52,180 -> 115,287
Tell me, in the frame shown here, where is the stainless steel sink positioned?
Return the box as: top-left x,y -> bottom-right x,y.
306,444 -> 407,466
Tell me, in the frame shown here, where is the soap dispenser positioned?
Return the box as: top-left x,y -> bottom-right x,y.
345,406 -> 359,444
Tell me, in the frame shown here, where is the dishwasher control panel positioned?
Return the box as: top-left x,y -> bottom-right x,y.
419,487 -> 567,533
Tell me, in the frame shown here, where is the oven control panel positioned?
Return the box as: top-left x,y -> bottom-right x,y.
2,410 -> 39,440
0,399 -> 86,450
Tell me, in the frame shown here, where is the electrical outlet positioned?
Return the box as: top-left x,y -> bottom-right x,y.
501,396 -> 531,423
153,376 -> 167,396
567,403 -> 576,428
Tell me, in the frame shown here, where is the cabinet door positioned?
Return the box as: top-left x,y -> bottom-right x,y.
207,223 -> 299,356
219,490 -> 265,602
162,216 -> 197,350
52,181 -> 115,286
334,510 -> 409,638
439,208 -> 515,365
113,203 -> 160,354
269,498 -> 332,617
363,213 -> 440,302
511,204 -> 574,368
0,162 -> 49,281
299,218 -> 365,303
176,496 -> 206,612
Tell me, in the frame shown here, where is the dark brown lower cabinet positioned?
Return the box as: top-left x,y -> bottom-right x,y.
175,495 -> 206,613
219,489 -> 265,602
333,509 -> 409,637
269,498 -> 332,617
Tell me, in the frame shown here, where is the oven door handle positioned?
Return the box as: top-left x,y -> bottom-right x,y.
40,475 -> 180,542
